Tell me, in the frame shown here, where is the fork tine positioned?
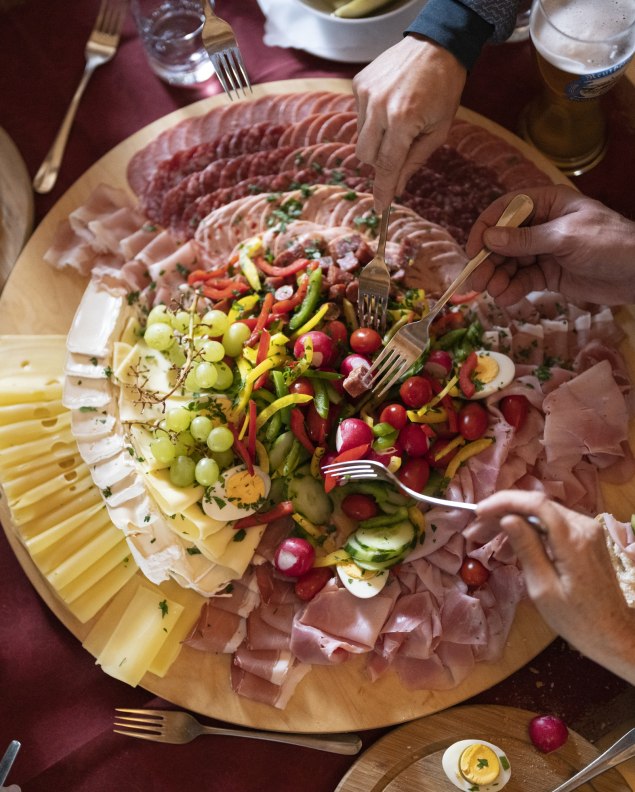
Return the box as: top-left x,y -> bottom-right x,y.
113,728 -> 164,742
230,47 -> 252,94
210,53 -> 234,100
114,719 -> 163,734
114,714 -> 163,726
220,51 -> 240,98
368,346 -> 404,387
374,357 -> 414,400
115,708 -> 164,716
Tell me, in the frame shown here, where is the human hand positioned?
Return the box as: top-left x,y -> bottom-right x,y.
466,185 -> 635,306
476,490 -> 635,684
353,35 -> 466,212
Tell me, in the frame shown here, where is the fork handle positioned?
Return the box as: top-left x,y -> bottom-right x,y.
33,62 -> 97,194
200,725 -> 362,755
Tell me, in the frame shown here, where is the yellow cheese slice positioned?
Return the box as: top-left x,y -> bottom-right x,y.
144,469 -> 204,514
31,508 -> 113,574
55,538 -> 132,600
0,334 -> 67,378
45,517 -> 125,589
68,554 -> 139,623
0,428 -> 76,470
3,453 -> 84,502
82,576 -> 143,656
0,399 -> 66,427
11,473 -> 97,527
10,464 -> 92,511
25,501 -> 106,555
17,487 -> 103,540
0,376 -> 63,405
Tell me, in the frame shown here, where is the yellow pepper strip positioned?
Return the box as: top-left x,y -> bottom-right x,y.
289,302 -> 333,340
434,434 -> 465,461
241,345 -> 257,365
227,294 -> 260,323
445,437 -> 494,480
238,412 -> 250,441
291,337 -> 313,380
313,549 -> 351,567
429,374 -> 459,407
360,402 -> 375,428
310,446 -> 326,478
269,332 -> 289,348
342,298 -> 358,331
407,407 -> 448,424
232,355 -> 285,420
238,239 -> 262,292
408,506 -> 426,533
255,439 -> 269,474
247,354 -> 285,385
387,455 -> 402,473
255,393 -> 313,430
292,513 -> 323,538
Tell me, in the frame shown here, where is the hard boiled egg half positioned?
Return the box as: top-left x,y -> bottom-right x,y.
470,351 -> 515,399
337,560 -> 388,598
442,739 -> 511,791
202,464 -> 271,522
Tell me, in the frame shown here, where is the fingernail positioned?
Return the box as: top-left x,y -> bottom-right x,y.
485,228 -> 509,246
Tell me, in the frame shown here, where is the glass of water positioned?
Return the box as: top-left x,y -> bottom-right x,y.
132,0 -> 214,86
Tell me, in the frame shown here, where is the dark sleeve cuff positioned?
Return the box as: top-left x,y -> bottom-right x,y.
405,0 -> 495,71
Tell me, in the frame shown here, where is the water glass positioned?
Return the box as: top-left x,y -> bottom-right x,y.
132,0 -> 214,86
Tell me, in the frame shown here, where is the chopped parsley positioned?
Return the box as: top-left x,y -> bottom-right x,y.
158,599 -> 169,618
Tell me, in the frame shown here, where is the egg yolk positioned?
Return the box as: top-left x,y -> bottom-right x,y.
459,744 -> 500,786
475,354 -> 500,384
225,470 -> 265,504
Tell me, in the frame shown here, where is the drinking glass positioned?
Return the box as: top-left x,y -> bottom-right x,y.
520,0 -> 635,175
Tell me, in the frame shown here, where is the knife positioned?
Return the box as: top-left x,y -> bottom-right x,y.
0,741 -> 20,786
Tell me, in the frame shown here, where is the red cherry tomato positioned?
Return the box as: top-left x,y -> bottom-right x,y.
306,402 -> 330,445
341,493 -> 379,521
398,458 -> 430,492
458,402 -> 489,441
500,394 -> 529,431
350,327 -> 382,355
379,403 -> 408,431
426,439 -> 459,469
294,567 -> 332,601
459,557 -> 490,587
289,377 -> 315,398
323,320 -> 348,346
399,376 -> 434,409
397,423 -> 431,457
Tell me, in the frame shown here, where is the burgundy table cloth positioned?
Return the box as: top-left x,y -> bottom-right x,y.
0,1 -> 633,790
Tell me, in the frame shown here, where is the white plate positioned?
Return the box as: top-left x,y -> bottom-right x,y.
257,0 -> 426,63
0,127 -> 33,291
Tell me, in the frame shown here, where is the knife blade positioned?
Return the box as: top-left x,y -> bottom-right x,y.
0,741 -> 20,786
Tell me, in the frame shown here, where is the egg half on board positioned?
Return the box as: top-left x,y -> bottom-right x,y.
441,739 -> 512,791
470,351 -> 515,399
202,464 -> 271,522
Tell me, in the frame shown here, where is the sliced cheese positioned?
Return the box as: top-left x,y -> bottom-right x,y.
144,469 -> 204,514
0,399 -> 66,427
0,334 -> 67,377
25,501 -> 106,555
0,376 -> 63,405
53,535 -> 131,596
68,556 -> 139,623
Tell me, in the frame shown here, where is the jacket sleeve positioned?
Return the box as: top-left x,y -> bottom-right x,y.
406,0 -> 519,70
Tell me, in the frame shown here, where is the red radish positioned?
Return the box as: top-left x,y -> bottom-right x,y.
336,418 -> 373,453
339,353 -> 371,377
274,537 -> 316,578
424,349 -> 453,379
295,567 -> 332,601
293,331 -> 336,368
528,715 -> 569,753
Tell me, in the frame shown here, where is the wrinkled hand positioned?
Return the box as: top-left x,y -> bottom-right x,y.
466,184 -> 635,306
353,35 -> 466,212
476,490 -> 635,684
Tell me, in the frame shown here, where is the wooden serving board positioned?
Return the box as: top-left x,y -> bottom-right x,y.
0,78 -> 633,733
0,126 -> 33,291
336,705 -> 634,791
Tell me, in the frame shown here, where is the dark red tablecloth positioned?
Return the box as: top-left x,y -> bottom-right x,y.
0,2 -> 633,790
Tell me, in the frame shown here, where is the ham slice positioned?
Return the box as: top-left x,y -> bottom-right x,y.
184,600 -> 246,654
230,660 -> 311,709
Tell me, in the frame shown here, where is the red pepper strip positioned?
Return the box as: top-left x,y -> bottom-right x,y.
272,275 -> 309,315
236,316 -> 280,331
253,256 -> 312,278
441,395 -> 459,434
324,443 -> 371,493
450,290 -> 481,305
187,264 -> 230,285
202,277 -> 251,301
229,422 -> 254,476
252,330 -> 272,391
232,500 -> 294,531
458,350 -> 478,399
247,292 -> 275,347
247,399 -> 257,460
290,408 -> 316,455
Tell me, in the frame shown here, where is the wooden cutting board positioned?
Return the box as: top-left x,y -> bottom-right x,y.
0,126 -> 33,292
0,78 -> 632,732
336,705 -> 634,791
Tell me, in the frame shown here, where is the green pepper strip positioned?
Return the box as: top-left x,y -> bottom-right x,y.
271,369 -> 291,427
281,438 -> 302,477
288,266 -> 322,331
265,410 -> 283,443
436,328 -> 467,350
312,378 -> 330,420
359,507 -> 410,530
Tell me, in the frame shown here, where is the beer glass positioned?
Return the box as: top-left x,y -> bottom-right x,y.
521,0 -> 635,175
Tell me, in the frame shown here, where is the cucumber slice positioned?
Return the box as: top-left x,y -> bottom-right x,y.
268,430 -> 295,472
355,520 -> 416,555
288,464 -> 333,525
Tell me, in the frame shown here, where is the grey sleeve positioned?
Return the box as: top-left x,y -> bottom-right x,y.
459,0 -> 521,42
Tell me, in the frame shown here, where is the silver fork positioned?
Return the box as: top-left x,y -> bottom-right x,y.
550,727 -> 635,792
32,0 -> 126,194
366,193 -> 534,400
201,0 -> 251,101
357,206 -> 391,332
114,708 -> 362,755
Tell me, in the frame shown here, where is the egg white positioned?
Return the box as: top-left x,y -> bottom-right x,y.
202,464 -> 271,522
337,561 -> 388,598
441,739 -> 511,791
470,351 -> 515,400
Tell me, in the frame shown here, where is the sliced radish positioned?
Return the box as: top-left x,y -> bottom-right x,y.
274,537 -> 315,578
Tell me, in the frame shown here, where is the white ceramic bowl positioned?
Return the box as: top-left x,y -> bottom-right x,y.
283,0 -> 427,62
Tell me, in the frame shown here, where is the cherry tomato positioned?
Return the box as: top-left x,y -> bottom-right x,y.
323,320 -> 348,347
289,377 -> 314,398
458,402 -> 489,441
341,493 -> 378,521
399,376 -> 434,409
459,557 -> 490,588
379,403 -> 408,431
397,423 -> 431,457
294,567 -> 332,601
306,402 -> 329,445
500,394 -> 529,431
426,438 -> 459,469
350,327 -> 382,355
398,458 -> 430,492
431,310 -> 466,334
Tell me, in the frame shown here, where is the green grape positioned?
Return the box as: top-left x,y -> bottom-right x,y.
214,361 -> 234,390
150,436 -> 176,465
201,309 -> 230,337
146,305 -> 171,326
201,340 -> 225,363
166,342 -> 187,368
195,457 -> 220,487
173,430 -> 195,457
144,322 -> 174,351
184,369 -> 200,393
190,415 -> 213,442
206,425 -> 234,453
210,448 -> 235,470
170,455 -> 196,487
222,322 -> 251,357
165,407 -> 192,433
154,422 -> 170,439
195,362 -> 218,389
172,310 -> 192,333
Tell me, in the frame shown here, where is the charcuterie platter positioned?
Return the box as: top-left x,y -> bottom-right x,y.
1,79 -> 633,733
